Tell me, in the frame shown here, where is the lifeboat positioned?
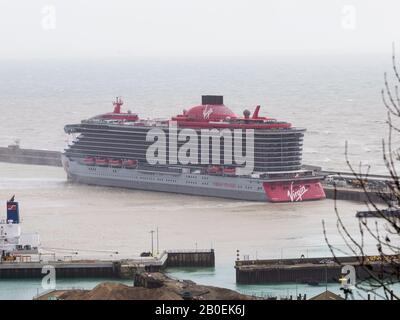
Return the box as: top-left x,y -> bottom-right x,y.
123,159 -> 138,169
95,158 -> 108,167
109,159 -> 122,168
223,167 -> 236,176
207,165 -> 222,175
83,156 -> 95,166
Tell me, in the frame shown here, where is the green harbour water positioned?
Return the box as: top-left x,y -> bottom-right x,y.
0,278 -> 132,300
1,265 -> 398,300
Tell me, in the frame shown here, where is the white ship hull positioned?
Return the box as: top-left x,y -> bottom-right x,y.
63,156 -> 326,202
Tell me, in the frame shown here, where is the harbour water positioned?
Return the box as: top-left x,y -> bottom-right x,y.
0,278 -> 132,300
0,163 -> 369,260
0,55 -> 398,299
0,162 -> 393,299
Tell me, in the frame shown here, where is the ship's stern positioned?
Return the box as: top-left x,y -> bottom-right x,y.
262,180 -> 326,202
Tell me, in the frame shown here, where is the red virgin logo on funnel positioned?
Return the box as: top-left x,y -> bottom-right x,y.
202,106 -> 213,119
287,182 -> 309,202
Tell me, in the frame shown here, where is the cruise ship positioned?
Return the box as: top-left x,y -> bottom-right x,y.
62,96 -> 326,202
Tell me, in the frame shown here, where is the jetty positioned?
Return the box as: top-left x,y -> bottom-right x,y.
0,145 -> 62,167
235,255 -> 398,285
0,249 -> 215,279
322,170 -> 393,203
323,185 -> 390,203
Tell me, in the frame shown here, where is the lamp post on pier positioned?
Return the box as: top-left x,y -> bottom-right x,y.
150,230 -> 155,256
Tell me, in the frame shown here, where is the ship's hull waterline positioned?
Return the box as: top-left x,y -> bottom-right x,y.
63,157 -> 326,202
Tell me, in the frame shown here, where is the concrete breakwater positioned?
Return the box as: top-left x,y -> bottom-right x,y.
0,250 -> 215,279
165,250 -> 215,267
323,185 -> 389,203
0,145 -> 62,167
235,255 -> 397,285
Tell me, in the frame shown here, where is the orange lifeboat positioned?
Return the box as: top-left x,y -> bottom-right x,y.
109,159 -> 122,168
223,167 -> 236,176
83,156 -> 95,166
95,158 -> 108,167
207,165 -> 222,175
123,159 -> 138,169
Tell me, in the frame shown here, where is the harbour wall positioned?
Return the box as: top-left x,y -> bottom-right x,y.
323,186 -> 389,203
165,249 -> 215,267
0,146 -> 62,167
0,250 -> 215,279
235,256 -> 396,284
0,261 -> 116,279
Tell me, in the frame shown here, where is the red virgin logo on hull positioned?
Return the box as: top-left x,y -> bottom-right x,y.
287,182 -> 309,202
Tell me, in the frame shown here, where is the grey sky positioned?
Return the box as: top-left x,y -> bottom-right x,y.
0,0 -> 399,59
